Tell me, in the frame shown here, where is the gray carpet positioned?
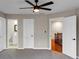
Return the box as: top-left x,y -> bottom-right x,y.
0,49 -> 73,59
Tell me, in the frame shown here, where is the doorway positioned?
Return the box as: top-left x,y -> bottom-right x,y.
49,18 -> 63,53
7,19 -> 18,48
49,16 -> 77,59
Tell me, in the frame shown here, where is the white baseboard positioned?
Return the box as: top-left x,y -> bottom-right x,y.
5,48 -> 51,50
17,48 -> 24,49
33,48 -> 50,50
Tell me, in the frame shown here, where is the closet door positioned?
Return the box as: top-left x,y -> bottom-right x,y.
0,17 -> 6,51
23,19 -> 34,48
63,16 -> 76,59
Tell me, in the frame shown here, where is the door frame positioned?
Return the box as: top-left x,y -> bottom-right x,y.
49,17 -> 64,50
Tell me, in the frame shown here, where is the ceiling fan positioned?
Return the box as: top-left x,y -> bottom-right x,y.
20,0 -> 54,12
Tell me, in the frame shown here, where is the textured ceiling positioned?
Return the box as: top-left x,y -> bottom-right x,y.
0,0 -> 79,14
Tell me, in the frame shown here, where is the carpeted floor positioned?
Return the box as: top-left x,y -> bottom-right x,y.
0,49 -> 73,59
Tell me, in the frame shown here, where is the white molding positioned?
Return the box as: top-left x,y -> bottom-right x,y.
17,48 -> 24,49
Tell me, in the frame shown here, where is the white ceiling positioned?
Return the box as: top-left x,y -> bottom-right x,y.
0,0 -> 79,14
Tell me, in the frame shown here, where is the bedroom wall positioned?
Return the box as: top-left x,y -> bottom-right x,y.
6,14 -> 49,49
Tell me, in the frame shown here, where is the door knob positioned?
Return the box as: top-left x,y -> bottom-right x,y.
73,38 -> 75,40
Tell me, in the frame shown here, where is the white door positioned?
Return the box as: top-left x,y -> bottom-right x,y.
0,17 -> 6,51
63,16 -> 76,58
23,19 -> 34,48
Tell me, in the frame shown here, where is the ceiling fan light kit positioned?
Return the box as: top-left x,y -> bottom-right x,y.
20,0 -> 54,12
33,9 -> 39,12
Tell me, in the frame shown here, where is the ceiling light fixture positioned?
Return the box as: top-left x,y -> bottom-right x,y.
33,9 -> 39,12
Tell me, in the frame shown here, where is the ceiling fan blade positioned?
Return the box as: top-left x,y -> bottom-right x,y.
25,0 -> 35,6
35,0 -> 38,3
40,7 -> 52,11
39,1 -> 54,7
19,7 -> 33,9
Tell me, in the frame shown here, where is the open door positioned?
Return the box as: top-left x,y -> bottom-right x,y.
63,16 -> 76,59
